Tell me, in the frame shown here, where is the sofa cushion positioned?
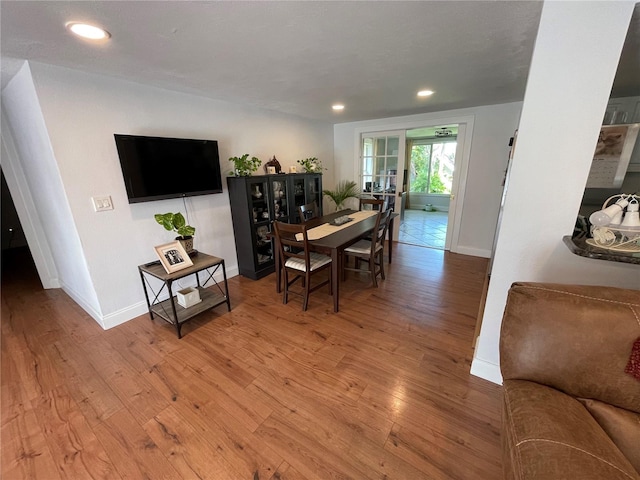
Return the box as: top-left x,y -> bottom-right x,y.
578,398 -> 640,474
503,380 -> 639,480
500,282 -> 640,413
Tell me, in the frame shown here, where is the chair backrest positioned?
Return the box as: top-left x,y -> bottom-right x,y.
273,221 -> 311,269
372,209 -> 392,253
298,201 -> 318,223
359,197 -> 384,211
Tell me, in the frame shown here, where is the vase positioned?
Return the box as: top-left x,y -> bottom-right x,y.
252,185 -> 262,199
177,236 -> 194,254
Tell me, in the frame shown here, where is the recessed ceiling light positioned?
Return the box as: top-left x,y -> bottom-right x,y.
66,22 -> 111,40
332,104 -> 345,111
417,90 -> 434,97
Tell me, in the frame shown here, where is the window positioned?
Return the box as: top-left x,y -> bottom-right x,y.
409,140 -> 456,194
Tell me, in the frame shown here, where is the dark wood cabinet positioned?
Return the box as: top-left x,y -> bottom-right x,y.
227,173 -> 323,279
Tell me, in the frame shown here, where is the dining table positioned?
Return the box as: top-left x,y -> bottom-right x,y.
274,208 -> 398,312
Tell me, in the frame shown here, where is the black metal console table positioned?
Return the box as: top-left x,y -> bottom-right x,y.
138,253 -> 231,338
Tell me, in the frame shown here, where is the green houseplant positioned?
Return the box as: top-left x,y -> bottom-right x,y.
297,157 -> 323,173
322,180 -> 359,211
155,212 -> 196,253
229,154 -> 261,176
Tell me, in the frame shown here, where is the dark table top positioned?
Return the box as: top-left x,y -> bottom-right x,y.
304,209 -> 382,249
563,236 -> 640,265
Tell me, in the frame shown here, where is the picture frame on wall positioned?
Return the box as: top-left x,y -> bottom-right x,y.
154,241 -> 193,274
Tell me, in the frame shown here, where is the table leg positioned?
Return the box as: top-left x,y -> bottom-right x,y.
139,269 -> 154,320
388,216 -> 395,263
167,280 -> 181,339
221,260 -> 231,312
275,242 -> 281,293
331,248 -> 340,313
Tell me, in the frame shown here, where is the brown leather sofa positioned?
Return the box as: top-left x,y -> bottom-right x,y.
500,282 -> 640,480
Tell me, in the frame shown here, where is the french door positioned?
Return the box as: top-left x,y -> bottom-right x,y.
359,130 -> 406,239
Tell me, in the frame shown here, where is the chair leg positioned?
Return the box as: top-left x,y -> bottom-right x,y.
370,255 -> 378,288
282,270 -> 289,304
379,250 -> 386,280
302,272 -> 311,311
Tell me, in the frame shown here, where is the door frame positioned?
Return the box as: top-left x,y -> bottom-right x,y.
353,114 -> 475,253
1,108 -> 60,288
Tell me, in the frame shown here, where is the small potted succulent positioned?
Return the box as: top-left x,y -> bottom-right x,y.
297,157 -> 324,173
155,212 -> 196,253
229,154 -> 261,176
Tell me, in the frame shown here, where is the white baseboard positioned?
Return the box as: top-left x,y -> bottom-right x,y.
60,281 -> 105,328
102,301 -> 150,330
101,265 -> 240,330
470,357 -> 503,385
453,246 -> 492,258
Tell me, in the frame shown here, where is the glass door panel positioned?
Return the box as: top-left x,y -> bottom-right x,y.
248,178 -> 273,265
307,175 -> 321,208
271,178 -> 288,221
292,177 -> 306,222
360,130 -> 406,238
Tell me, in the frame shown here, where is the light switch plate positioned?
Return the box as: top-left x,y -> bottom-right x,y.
92,195 -> 113,212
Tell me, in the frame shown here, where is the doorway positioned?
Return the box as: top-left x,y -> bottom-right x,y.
1,168 -> 39,286
399,125 -> 458,250
356,114 -> 473,254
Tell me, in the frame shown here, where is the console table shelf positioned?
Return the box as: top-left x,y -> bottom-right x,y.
138,252 -> 231,338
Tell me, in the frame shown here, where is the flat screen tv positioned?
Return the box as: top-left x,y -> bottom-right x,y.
114,134 -> 223,203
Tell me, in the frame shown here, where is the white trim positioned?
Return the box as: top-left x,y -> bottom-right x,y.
102,301 -> 149,330
470,357 -> 503,385
1,108 -> 60,289
454,246 -> 491,258
101,265 -> 239,330
352,114 -> 475,254
59,280 -> 105,328
446,120 -> 474,252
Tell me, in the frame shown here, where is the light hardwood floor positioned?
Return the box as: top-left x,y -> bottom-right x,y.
1,244 -> 502,479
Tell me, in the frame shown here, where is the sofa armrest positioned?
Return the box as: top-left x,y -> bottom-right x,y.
499,282 -> 640,413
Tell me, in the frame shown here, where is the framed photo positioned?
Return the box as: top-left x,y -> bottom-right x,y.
154,241 -> 193,274
267,166 -> 277,174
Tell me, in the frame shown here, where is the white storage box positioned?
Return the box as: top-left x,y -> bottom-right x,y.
176,287 -> 201,308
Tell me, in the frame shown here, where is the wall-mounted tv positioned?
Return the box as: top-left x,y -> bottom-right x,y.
114,134 -> 223,203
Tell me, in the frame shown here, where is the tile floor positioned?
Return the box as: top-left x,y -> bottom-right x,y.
398,209 -> 448,249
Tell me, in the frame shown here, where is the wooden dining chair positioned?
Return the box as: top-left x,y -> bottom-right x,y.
298,201 -> 319,223
272,220 -> 332,310
358,197 -> 385,242
359,197 -> 384,211
342,209 -> 392,287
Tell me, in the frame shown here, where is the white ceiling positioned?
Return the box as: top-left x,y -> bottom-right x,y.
0,1 -> 637,124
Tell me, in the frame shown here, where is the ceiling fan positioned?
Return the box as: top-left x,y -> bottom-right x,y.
435,127 -> 453,137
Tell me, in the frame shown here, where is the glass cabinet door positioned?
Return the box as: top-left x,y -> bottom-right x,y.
307,175 -> 322,208
248,178 -> 273,265
271,177 -> 290,222
292,177 -> 306,222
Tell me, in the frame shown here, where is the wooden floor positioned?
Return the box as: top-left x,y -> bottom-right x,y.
1,244 -> 502,479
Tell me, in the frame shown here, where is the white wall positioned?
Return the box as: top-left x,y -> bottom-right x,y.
2,62 -> 102,319
333,103 -> 522,256
406,193 -> 449,211
3,61 -> 333,328
471,1 -> 639,385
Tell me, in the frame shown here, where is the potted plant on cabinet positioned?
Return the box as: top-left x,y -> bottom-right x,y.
155,212 -> 196,254
229,154 -> 261,176
323,180 -> 359,211
297,157 -> 324,173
